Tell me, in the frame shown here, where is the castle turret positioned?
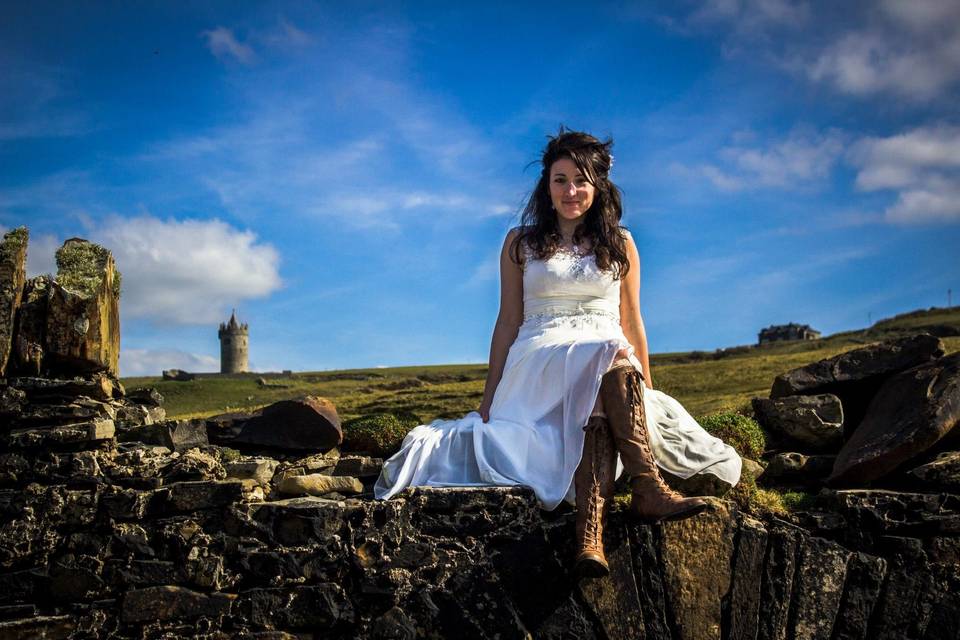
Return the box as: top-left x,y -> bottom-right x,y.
218,309 -> 249,373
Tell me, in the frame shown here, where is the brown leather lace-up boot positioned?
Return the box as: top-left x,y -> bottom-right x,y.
573,414 -> 617,578
599,359 -> 708,524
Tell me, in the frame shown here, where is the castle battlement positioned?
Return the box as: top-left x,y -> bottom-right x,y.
218,309 -> 249,373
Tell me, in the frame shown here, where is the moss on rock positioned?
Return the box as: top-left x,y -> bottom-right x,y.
697,411 -> 766,460
55,239 -> 122,298
0,227 -> 28,260
341,412 -> 419,457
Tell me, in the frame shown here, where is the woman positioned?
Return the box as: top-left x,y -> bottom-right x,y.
375,127 -> 741,578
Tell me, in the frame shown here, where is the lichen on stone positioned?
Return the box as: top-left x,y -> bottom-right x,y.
55,238 -> 122,298
0,226 -> 28,262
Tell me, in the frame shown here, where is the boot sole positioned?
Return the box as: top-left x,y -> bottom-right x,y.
575,557 -> 610,579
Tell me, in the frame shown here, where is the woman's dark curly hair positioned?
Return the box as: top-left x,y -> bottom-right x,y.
509,125 -> 630,279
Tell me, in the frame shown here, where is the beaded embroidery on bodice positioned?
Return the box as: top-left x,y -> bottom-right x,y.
521,241 -> 621,325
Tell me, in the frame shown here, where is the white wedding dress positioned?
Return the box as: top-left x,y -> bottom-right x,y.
374,232 -> 742,510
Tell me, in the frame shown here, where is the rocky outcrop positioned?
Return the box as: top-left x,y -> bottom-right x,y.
0,227 -> 28,376
2,233 -> 122,379
44,239 -> 121,376
830,351 -> 960,486
755,334 -> 960,491
770,334 -> 944,431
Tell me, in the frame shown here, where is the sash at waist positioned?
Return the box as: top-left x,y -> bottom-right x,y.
522,297 -> 620,322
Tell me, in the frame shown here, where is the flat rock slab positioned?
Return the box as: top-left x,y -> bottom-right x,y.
8,374 -> 118,402
829,351 -> 960,486
771,334 -> 944,398
279,474 -> 363,497
5,418 -> 115,449
121,585 -> 236,623
231,396 -> 342,451
753,393 -> 844,450
908,451 -> 960,492
225,458 -> 279,485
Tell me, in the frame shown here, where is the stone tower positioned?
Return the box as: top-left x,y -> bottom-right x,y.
218,309 -> 249,373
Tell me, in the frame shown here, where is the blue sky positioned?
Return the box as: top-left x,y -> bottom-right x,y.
2,0 -> 958,376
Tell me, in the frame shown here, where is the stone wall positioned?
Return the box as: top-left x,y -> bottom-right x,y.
2,366 -> 955,638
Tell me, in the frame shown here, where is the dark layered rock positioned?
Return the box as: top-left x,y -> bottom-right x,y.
117,419 -> 208,452
0,472 -> 956,639
908,451 -> 960,492
6,374 -> 120,403
12,276 -> 50,377
771,334 -> 944,398
726,515 -> 767,640
0,227 -> 28,377
770,334 -> 945,430
659,499 -> 736,639
758,452 -> 835,488
830,552 -> 887,640
788,536 -> 851,639
752,393 -> 844,451
216,395 -> 343,452
757,521 -> 805,640
4,418 -> 115,450
44,239 -> 121,376
829,352 -> 960,486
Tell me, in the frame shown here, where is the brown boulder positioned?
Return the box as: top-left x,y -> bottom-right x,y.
0,227 -> 28,376
44,239 -> 121,376
829,352 -> 960,486
231,395 -> 342,451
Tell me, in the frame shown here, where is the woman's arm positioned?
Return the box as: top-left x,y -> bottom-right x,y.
619,231 -> 654,389
479,228 -> 525,421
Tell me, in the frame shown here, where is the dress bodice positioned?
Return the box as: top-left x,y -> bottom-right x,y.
521,241 -> 622,323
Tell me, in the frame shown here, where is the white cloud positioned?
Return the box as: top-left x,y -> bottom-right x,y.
202,27 -> 256,64
25,232 -> 59,277
678,128 -> 845,192
849,125 -> 960,224
87,215 -> 281,324
690,0 -> 810,32
680,0 -> 960,100
120,348 -> 218,377
264,17 -> 313,48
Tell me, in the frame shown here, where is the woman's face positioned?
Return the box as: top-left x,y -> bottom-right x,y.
549,157 -> 596,223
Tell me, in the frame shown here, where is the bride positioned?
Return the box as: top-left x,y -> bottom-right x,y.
375,126 -> 741,578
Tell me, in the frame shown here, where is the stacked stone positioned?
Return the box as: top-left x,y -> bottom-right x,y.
752,334 -> 960,490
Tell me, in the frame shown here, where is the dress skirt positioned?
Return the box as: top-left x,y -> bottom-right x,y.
374,311 -> 742,511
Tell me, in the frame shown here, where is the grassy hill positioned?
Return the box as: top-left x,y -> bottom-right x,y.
122,306 -> 960,423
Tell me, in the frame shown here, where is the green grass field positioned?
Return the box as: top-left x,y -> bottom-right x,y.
123,306 -> 960,424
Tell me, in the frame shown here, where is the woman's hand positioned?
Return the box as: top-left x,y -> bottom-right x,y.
478,396 -> 493,423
